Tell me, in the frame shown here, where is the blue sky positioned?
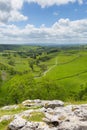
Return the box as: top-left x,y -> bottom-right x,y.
0,0 -> 87,44
22,1 -> 87,27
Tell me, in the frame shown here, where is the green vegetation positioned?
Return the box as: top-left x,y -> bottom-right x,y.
24,112 -> 45,122
0,44 -> 87,106
0,119 -> 12,130
0,105 -> 29,117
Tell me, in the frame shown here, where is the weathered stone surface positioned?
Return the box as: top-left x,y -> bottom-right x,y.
22,99 -> 42,107
43,113 -> 60,127
79,121 -> 87,130
22,100 -> 64,109
43,100 -> 64,109
20,122 -> 39,130
0,105 -> 19,110
0,115 -> 13,122
1,100 -> 87,130
9,116 -> 27,130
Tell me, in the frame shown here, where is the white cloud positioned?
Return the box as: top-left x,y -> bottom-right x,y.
9,11 -> 28,22
0,18 -> 87,44
0,0 -> 27,23
26,0 -> 84,8
78,0 -> 83,4
11,0 -> 24,10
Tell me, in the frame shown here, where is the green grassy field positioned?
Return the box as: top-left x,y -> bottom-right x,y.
0,45 -> 87,106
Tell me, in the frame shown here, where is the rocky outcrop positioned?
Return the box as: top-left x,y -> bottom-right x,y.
0,99 -> 87,130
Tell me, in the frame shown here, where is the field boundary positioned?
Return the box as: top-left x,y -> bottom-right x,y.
55,69 -> 87,81
57,54 -> 81,66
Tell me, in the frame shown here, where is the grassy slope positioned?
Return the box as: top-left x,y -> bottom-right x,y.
37,51 -> 87,101
45,56 -> 87,79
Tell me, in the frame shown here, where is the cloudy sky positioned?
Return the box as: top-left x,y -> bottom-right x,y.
0,0 -> 87,44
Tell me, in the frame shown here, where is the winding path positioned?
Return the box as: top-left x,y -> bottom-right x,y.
42,58 -> 58,77
35,54 -> 81,79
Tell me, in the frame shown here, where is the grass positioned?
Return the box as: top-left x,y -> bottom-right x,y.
45,55 -> 87,79
0,119 -> 12,130
0,105 -> 29,117
24,112 -> 45,122
65,100 -> 87,105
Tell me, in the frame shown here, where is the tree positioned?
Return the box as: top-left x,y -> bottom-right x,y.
39,64 -> 47,72
28,58 -> 35,71
8,59 -> 15,66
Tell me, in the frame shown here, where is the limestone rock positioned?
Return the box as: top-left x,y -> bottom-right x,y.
22,99 -> 42,107
43,100 -> 64,109
1,100 -> 87,130
8,116 -> 27,130
0,105 -> 19,110
0,115 -> 13,122
20,122 -> 39,130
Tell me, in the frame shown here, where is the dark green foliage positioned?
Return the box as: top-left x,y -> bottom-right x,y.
78,84 -> 87,100
38,55 -> 51,62
39,64 -> 47,72
5,74 -> 36,104
8,59 -> 15,66
28,58 -> 35,71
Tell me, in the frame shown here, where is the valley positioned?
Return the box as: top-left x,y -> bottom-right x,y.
0,45 -> 87,106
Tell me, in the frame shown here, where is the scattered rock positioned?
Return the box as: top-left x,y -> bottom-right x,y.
8,116 -> 27,130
